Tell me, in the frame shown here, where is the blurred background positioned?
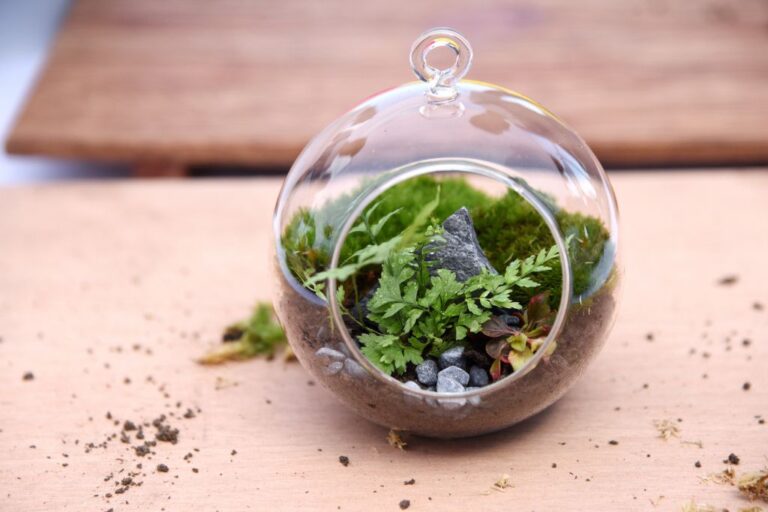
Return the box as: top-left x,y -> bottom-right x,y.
2,0 -> 767,184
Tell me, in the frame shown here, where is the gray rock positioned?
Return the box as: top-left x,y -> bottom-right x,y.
468,365 -> 490,387
438,365 -> 470,386
438,346 -> 467,370
426,207 -> 497,282
316,347 -> 346,362
403,380 -> 422,391
436,376 -> 465,393
324,361 -> 344,375
415,359 -> 439,386
343,358 -> 367,379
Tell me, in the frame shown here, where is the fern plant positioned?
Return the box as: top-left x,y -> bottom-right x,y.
358,232 -> 563,375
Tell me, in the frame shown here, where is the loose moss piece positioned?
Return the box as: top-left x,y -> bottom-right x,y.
739,470 -> 768,502
198,303 -> 287,365
653,419 -> 681,440
386,429 -> 408,450
681,500 -> 718,512
492,474 -> 513,491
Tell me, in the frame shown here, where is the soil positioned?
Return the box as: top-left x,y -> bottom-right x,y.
276,260 -> 618,437
339,455 -> 350,467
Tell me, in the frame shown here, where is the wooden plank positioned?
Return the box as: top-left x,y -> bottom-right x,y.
5,0 -> 768,169
1,172 -> 767,510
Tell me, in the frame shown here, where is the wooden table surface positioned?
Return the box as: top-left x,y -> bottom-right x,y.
1,172 -> 767,511
6,0 -> 768,172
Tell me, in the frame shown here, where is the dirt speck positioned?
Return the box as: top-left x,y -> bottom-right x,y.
717,274 -> 739,286
22,372 -> 34,381
404,478 -> 415,485
399,499 -> 411,510
339,455 -> 350,467
156,464 -> 169,473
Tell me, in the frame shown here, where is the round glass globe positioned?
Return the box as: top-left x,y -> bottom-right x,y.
273,29 -> 620,438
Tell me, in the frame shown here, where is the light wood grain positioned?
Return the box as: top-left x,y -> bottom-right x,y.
1,173 -> 767,511
6,0 -> 768,169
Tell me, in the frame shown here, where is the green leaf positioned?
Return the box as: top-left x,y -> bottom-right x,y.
370,207 -> 403,238
400,185 -> 441,247
509,345 -> 535,371
383,302 -> 406,318
515,277 -> 540,288
403,309 -> 423,333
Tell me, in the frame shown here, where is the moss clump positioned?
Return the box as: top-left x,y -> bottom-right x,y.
282,175 -> 610,307
472,190 -> 609,307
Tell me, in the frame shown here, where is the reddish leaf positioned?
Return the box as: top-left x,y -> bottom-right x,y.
525,292 -> 551,326
489,358 -> 503,381
485,338 -> 508,359
481,316 -> 518,338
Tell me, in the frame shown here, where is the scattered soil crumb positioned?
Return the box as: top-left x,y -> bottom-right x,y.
492,474 -> 513,492
725,453 -> 741,465
399,499 -> 410,510
718,275 -> 739,286
22,372 -> 34,381
738,469 -> 768,502
695,461 -> 702,468
743,382 -> 752,391
339,455 -> 350,467
404,478 -> 415,486
156,464 -> 169,473
386,430 -> 408,451
654,419 -> 680,440
608,440 -> 619,445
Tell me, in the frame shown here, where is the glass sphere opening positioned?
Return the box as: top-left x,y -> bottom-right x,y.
322,162 -> 573,397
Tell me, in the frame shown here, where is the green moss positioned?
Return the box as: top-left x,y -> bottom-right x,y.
281,175 -> 611,307
341,176 -> 488,261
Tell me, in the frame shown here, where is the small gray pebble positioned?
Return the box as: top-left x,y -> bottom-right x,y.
437,366 -> 469,386
438,346 -> 467,370
468,365 -> 489,387
324,361 -> 344,375
316,347 -> 346,361
436,376 -> 465,393
343,358 -> 367,378
415,359 -> 438,386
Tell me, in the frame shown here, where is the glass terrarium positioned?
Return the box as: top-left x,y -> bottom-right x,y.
272,28 -> 620,438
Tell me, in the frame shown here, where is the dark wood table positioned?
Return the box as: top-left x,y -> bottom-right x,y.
6,0 -> 768,175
